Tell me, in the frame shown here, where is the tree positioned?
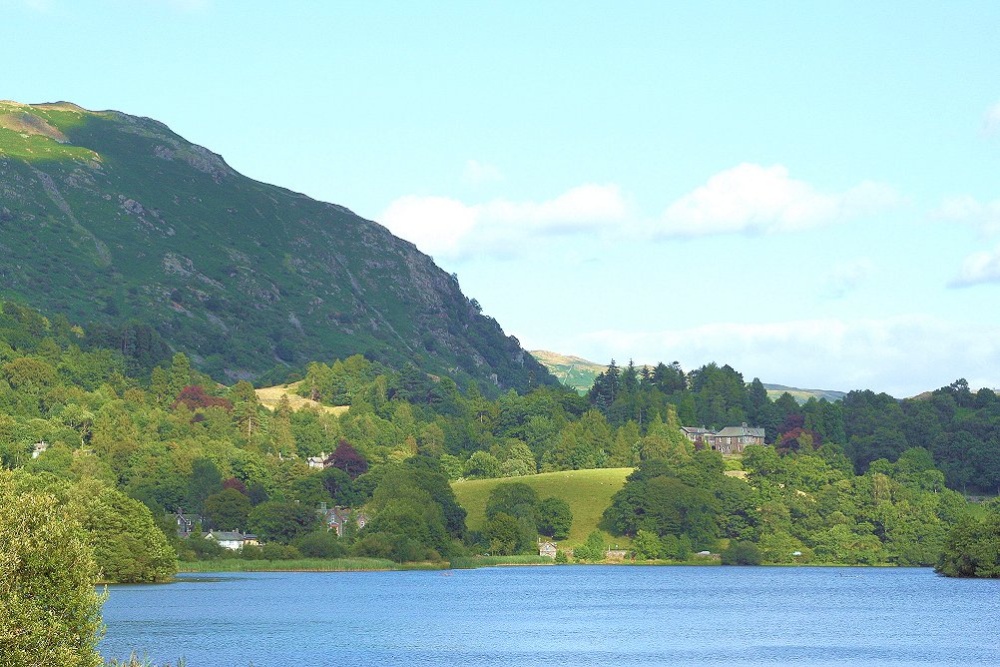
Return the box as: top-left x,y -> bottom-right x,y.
573,530 -> 606,561
465,450 -> 502,479
0,471 -> 104,667
485,482 -> 539,522
248,500 -> 320,544
632,529 -> 662,560
203,487 -> 252,531
326,439 -> 369,479
71,481 -> 177,583
537,496 -> 573,540
721,540 -> 762,565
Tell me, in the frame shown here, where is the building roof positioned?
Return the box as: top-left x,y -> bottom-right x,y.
205,531 -> 245,542
715,424 -> 765,438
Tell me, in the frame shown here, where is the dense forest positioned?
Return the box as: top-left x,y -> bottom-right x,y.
2,300 -> 1000,578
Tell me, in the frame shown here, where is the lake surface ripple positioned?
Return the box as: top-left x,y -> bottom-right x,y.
100,566 -> 1000,666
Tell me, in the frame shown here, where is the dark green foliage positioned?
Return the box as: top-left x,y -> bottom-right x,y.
936,509 -> 1000,578
485,482 -> 539,522
721,540 -> 762,565
537,496 -> 573,540
294,530 -> 346,559
356,458 -> 466,561
202,488 -> 251,531
248,500 -> 319,544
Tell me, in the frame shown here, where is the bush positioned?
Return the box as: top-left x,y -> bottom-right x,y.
721,540 -> 762,566
294,530 -> 346,559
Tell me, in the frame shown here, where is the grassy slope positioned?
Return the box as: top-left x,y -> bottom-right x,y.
254,382 -> 348,415
452,468 -> 633,548
529,350 -> 607,394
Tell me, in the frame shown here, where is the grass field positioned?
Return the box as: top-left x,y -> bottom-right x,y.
254,382 -> 348,415
452,468 -> 633,549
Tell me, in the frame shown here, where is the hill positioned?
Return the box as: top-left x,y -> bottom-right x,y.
452,468 -> 632,548
0,100 -> 555,392
763,384 -> 846,403
532,349 -> 846,403
529,350 -> 607,394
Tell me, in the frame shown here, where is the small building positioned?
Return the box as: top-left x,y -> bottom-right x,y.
205,531 -> 247,551
307,452 -> 328,469
538,540 -> 558,559
31,441 -> 48,459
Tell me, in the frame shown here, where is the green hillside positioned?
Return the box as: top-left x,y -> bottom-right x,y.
452,468 -> 632,548
0,100 -> 554,392
764,384 -> 846,403
530,350 -> 607,394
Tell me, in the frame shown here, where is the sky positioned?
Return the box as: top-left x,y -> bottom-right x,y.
3,1 -> 1000,397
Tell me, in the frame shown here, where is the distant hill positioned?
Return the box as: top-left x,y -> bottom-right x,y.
452,468 -> 632,548
532,350 -> 846,402
529,350 -> 607,394
0,100 -> 555,391
763,384 -> 846,403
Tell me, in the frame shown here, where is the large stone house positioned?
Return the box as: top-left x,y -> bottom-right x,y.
681,423 -> 765,455
320,505 -> 369,537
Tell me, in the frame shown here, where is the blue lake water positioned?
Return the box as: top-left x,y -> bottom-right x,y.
100,566 -> 1000,666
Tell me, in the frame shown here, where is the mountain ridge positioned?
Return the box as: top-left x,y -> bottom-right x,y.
0,100 -> 554,391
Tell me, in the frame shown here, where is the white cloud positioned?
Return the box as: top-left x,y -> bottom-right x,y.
933,195 -> 1000,235
984,101 -> 1000,136
380,183 -> 629,260
381,196 -> 479,259
821,258 -> 874,298
567,316 -> 1000,397
951,245 -> 1000,287
462,160 -> 504,186
659,163 -> 899,238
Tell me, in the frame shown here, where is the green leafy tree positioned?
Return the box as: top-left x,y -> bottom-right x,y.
203,487 -> 252,531
573,530 -> 606,561
632,529 -> 662,560
536,496 -> 573,540
0,471 -> 105,667
248,500 -> 319,544
721,540 -> 762,565
71,481 -> 177,583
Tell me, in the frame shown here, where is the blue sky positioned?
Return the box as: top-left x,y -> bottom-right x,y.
4,1 -> 1000,397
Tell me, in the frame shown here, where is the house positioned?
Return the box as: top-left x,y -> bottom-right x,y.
321,506 -> 369,537
680,422 -> 765,455
31,441 -> 48,459
538,540 -> 558,559
204,530 -> 260,550
204,531 -> 246,550
307,452 -> 328,469
680,427 -> 712,448
711,423 -> 766,454
173,511 -> 202,538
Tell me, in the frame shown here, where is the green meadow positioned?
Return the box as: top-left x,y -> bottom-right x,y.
452,468 -> 633,549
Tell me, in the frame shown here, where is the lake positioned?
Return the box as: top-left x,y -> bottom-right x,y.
100,566 -> 1000,666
